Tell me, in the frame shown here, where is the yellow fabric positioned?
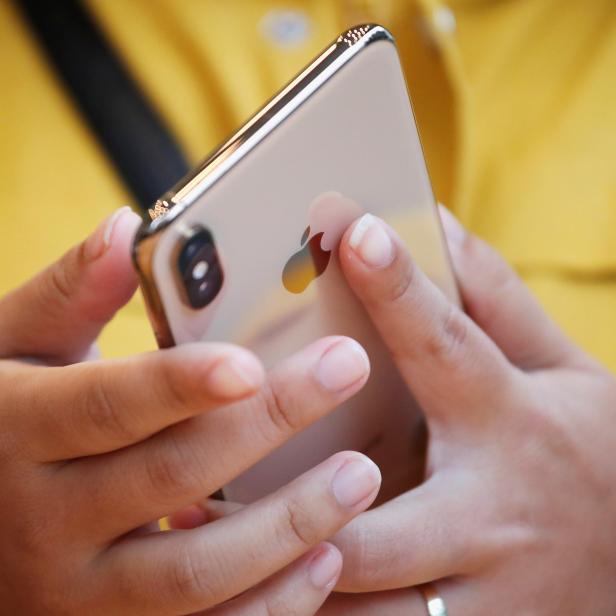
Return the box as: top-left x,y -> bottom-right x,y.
1,0 -> 615,369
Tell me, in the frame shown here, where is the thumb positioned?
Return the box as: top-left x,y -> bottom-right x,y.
439,205 -> 579,370
0,207 -> 142,364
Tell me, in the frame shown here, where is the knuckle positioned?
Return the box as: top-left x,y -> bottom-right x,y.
143,434 -> 205,500
426,305 -> 469,364
46,244 -> 85,306
277,497 -> 318,550
156,354 -> 195,412
48,261 -> 74,306
385,259 -> 417,305
81,375 -> 136,445
168,546 -> 218,607
260,381 -> 300,441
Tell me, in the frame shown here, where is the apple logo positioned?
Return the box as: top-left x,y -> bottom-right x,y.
282,225 -> 331,294
281,192 -> 363,294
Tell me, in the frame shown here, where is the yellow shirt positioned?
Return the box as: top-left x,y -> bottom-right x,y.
2,0 -> 615,370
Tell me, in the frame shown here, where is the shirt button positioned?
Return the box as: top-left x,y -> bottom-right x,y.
260,9 -> 311,48
431,5 -> 457,36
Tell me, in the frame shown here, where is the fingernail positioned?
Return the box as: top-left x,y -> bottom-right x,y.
206,353 -> 264,398
348,214 -> 394,269
308,545 -> 342,590
315,339 -> 369,392
439,205 -> 466,252
331,456 -> 381,508
84,206 -> 133,260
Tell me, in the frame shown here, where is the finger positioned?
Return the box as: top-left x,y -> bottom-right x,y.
65,336 -> 371,537
5,342 -> 264,461
332,476 -> 483,592
339,213 -> 516,422
101,452 -> 380,614
168,499 -> 244,530
166,505 -> 211,530
205,543 -> 342,616
0,207 -> 141,364
439,206 -> 581,370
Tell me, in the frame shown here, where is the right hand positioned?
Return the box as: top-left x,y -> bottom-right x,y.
0,208 -> 380,615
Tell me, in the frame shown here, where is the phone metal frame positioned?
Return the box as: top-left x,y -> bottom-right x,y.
133,24 -> 395,349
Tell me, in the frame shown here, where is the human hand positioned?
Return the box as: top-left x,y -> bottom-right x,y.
0,208 -> 381,615
323,207 -> 616,614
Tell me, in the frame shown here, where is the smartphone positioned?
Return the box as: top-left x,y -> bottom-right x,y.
133,24 -> 459,504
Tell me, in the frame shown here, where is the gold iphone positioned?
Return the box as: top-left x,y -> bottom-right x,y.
133,24 -> 459,504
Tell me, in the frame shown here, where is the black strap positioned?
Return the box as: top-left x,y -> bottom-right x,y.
15,0 -> 190,213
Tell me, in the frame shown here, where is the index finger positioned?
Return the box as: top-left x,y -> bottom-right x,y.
4,342 -> 264,461
339,214 -> 516,424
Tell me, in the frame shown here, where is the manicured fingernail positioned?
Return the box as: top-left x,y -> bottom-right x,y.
308,545 -> 342,590
206,353 -> 264,398
439,205 -> 466,252
348,214 -> 394,268
331,456 -> 381,508
315,339 -> 369,392
85,206 -> 133,260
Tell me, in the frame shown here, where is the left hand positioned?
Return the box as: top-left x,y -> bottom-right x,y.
318,207 -> 616,614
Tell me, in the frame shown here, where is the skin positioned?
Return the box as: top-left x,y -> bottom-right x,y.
0,208 -> 384,615
179,207 -> 616,614
3,205 -> 616,614
323,208 -> 616,614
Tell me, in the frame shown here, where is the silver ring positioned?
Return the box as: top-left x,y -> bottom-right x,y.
419,583 -> 448,616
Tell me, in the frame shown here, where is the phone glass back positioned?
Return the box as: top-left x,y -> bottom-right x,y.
134,26 -> 459,504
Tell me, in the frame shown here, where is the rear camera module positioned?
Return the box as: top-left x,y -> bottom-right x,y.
177,227 -> 224,309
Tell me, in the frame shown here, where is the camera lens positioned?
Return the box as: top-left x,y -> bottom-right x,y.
177,227 -> 224,309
